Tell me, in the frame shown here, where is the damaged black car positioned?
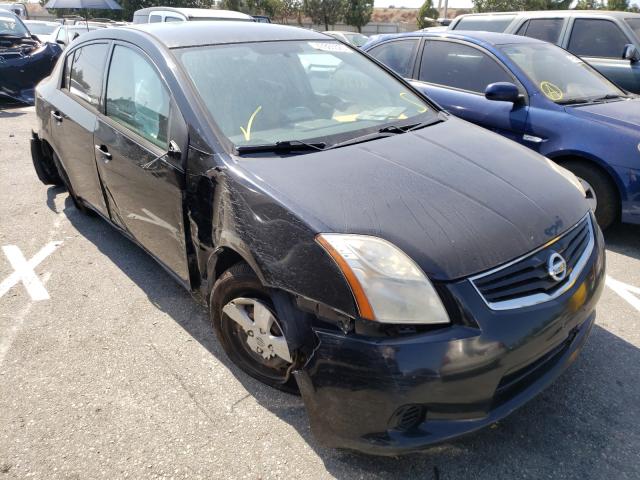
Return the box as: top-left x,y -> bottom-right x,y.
0,10 -> 61,104
30,22 -> 605,455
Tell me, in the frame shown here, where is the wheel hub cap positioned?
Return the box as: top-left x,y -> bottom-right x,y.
222,298 -> 292,363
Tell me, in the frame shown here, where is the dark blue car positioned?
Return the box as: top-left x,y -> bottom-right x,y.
364,31 -> 640,229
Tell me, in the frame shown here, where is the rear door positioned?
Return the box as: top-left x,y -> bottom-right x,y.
411,40 -> 529,143
566,18 -> 640,93
51,42 -> 110,215
94,42 -> 190,285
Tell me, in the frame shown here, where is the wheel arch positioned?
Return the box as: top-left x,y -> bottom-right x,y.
546,151 -> 626,202
205,244 -> 267,299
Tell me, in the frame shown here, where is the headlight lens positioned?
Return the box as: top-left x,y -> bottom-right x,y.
317,234 -> 450,325
545,159 -> 586,197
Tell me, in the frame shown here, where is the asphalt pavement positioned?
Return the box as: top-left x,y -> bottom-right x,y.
1,104 -> 639,479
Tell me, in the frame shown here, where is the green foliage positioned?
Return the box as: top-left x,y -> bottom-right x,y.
416,0 -> 438,29
607,0 -> 629,10
303,0 -> 345,30
343,0 -> 373,32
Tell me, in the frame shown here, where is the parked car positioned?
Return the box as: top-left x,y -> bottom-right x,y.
323,30 -> 369,47
132,7 -> 253,23
364,31 -> 640,229
0,10 -> 62,103
23,20 -> 59,43
0,2 -> 26,19
252,15 -> 271,23
51,23 -> 106,48
31,22 -> 604,455
448,11 -> 640,94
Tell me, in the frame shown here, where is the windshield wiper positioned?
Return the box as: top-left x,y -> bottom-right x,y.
556,98 -> 591,105
590,94 -> 628,102
327,118 -> 443,150
235,140 -> 327,155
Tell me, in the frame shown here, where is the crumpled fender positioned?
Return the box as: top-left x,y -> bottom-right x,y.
0,41 -> 62,104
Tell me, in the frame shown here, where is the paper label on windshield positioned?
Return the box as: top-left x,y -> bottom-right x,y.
309,42 -> 351,53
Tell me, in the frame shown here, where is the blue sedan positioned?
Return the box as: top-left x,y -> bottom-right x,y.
364,31 -> 640,229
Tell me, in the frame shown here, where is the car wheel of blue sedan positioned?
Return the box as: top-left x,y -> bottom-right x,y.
211,263 -> 297,393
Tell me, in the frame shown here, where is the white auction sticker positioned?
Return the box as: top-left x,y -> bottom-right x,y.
308,42 -> 352,53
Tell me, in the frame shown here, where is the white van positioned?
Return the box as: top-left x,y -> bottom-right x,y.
0,2 -> 27,19
132,7 -> 253,24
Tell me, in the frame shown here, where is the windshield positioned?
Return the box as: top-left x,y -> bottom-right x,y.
25,22 -> 56,35
501,42 -> 624,103
627,19 -> 640,40
0,12 -> 28,36
175,40 -> 436,150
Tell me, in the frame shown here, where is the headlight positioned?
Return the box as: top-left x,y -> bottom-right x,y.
316,234 -> 450,325
545,158 -> 586,197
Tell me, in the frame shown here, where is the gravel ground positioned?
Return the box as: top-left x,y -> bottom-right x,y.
1,104 -> 639,479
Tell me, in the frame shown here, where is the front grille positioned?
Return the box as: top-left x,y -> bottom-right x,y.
470,214 -> 594,310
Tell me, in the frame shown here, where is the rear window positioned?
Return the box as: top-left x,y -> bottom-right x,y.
517,18 -> 564,44
627,18 -> 640,40
68,43 -> 109,107
367,39 -> 419,78
453,15 -> 515,33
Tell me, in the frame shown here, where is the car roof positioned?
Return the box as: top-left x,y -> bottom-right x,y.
366,30 -> 546,47
133,7 -> 252,20
454,10 -> 640,19
107,22 -> 330,49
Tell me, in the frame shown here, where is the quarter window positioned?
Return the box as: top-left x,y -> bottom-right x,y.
519,18 -> 564,44
419,41 -> 512,94
568,19 -> 629,58
149,14 -> 162,23
68,43 -> 109,107
106,45 -> 170,149
368,39 -> 419,78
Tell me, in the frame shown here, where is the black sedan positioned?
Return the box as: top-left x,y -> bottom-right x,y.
30,22 -> 605,455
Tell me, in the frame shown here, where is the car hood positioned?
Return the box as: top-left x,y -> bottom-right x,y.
237,117 -> 589,281
567,98 -> 640,130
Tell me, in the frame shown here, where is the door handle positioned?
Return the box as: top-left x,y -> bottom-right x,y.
95,144 -> 112,162
51,111 -> 62,122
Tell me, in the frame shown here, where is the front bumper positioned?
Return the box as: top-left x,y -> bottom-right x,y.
294,222 -> 606,455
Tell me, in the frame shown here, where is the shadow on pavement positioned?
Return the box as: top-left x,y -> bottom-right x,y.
51,187 -> 640,479
604,222 -> 640,261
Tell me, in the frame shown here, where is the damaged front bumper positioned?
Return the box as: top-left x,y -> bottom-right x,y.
294,224 -> 606,456
0,40 -> 61,104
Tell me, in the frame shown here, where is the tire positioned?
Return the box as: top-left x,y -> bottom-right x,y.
51,151 -> 91,214
210,262 -> 297,393
31,138 -> 63,186
560,160 -> 618,230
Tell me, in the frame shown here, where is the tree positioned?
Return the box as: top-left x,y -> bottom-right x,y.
416,0 -> 438,29
279,0 -> 302,23
472,0 -> 574,12
607,0 -> 629,10
574,0 -> 602,8
343,0 -> 373,32
303,0 -> 345,30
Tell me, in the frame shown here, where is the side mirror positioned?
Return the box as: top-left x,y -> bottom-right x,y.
485,82 -> 521,103
623,44 -> 640,63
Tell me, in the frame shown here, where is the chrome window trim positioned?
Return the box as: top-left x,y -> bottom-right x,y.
469,212 -> 594,311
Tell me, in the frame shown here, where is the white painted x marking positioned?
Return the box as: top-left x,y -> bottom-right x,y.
0,241 -> 62,301
606,275 -> 640,313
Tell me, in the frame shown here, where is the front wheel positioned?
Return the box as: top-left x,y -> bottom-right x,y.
560,160 -> 619,230
210,263 -> 297,393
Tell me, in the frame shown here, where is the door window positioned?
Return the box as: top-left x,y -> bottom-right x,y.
626,18 -> 640,40
568,19 -> 630,58
68,43 -> 109,107
367,39 -> 419,78
519,18 -> 564,44
164,16 -> 182,22
105,45 -> 170,149
61,50 -> 74,89
419,41 -> 512,93
149,14 -> 162,23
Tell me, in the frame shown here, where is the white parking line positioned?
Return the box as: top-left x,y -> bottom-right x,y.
606,275 -> 640,313
0,241 -> 62,301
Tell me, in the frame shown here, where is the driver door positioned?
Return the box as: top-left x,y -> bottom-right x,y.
94,43 -> 190,285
